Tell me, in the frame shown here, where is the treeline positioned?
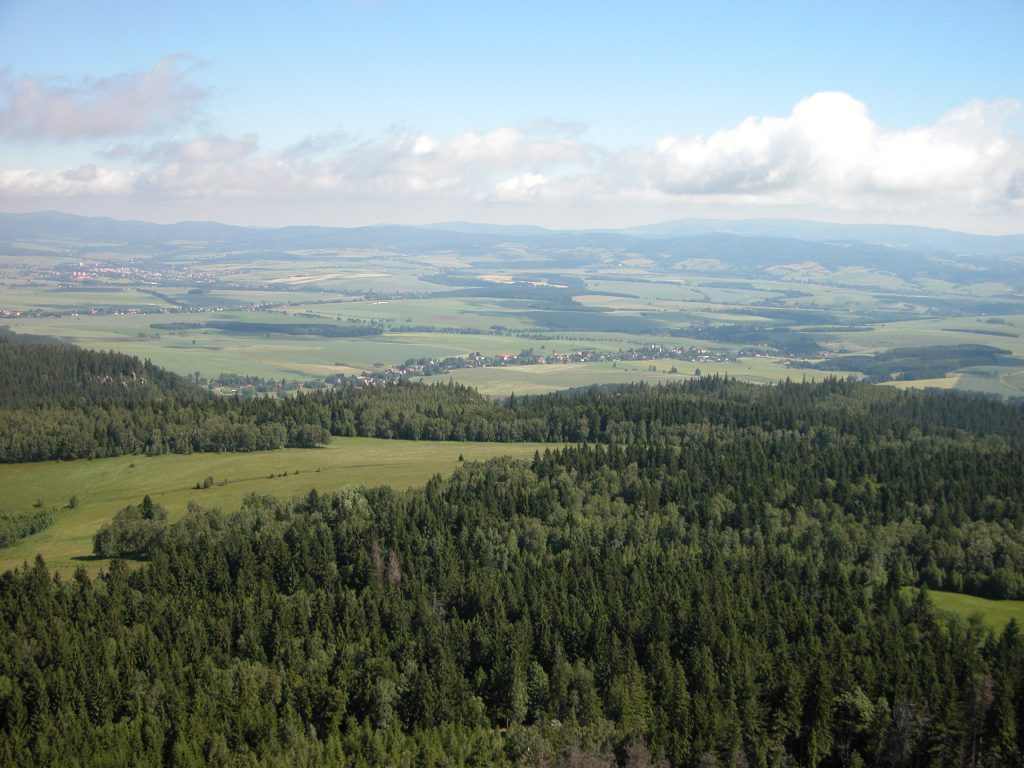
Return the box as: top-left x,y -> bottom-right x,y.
672,323 -> 825,356
248,376 -> 1024,447
0,405 -> 331,461
808,344 -> 1017,382
2,457 -> 1022,766
205,321 -> 383,337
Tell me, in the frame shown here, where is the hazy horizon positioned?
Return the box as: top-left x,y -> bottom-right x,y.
5,208 -> 1024,241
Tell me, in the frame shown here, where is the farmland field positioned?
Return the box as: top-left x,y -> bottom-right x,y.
3,214 -> 1024,396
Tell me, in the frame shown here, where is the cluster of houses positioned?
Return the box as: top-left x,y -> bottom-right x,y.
53,260 -> 209,287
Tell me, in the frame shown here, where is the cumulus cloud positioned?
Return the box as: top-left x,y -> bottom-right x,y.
492,172 -> 548,201
643,92 -> 1024,213
0,56 -> 206,142
1,91 -> 1021,231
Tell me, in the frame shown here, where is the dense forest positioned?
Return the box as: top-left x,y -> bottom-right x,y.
3,335 -> 1024,765
2,455 -> 1022,766
0,337 -> 331,460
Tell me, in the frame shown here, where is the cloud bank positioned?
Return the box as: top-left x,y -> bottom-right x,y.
1,86 -> 1021,232
0,56 -> 206,142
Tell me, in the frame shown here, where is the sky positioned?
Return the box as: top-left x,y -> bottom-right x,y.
0,0 -> 1022,233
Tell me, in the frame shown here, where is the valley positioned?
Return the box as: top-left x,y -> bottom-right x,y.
3,212 -> 1023,398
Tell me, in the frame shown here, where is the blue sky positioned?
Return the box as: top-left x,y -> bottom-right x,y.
1,0 -> 1022,232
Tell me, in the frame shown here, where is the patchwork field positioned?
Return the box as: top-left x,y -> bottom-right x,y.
3,218 -> 1024,396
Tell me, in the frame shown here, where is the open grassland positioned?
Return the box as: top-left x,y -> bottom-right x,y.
924,589 -> 1024,634
0,437 -> 547,575
288,296 -> 523,330
421,357 -> 855,396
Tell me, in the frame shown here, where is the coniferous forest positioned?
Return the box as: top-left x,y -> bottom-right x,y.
1,337 -> 1024,766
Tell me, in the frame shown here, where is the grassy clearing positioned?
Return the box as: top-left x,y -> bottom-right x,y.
0,437 -> 547,575
419,362 -> 692,395
885,375 -> 962,391
923,589 -> 1024,634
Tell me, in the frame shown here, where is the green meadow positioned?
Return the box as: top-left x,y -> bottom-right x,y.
923,589 -> 1024,634
0,437 -> 547,575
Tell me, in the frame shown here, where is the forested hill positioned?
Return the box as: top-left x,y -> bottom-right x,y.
0,335 -> 201,408
0,336 -> 329,460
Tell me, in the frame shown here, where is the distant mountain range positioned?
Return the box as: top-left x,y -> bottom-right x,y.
2,210 -> 1023,286
426,218 -> 1024,257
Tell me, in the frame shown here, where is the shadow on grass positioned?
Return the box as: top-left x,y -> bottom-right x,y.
71,553 -> 152,563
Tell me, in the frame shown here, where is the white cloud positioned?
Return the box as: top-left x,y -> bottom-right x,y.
1,91 -> 1021,232
642,92 -> 1024,214
0,165 -> 135,196
97,127 -> 589,200
492,172 -> 548,200
0,56 -> 206,142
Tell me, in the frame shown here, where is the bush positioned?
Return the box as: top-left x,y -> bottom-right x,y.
92,495 -> 168,559
0,508 -> 55,549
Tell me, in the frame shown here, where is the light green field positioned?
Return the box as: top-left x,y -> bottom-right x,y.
419,357 -> 853,396
887,371 -> 1024,398
0,437 -> 547,575
0,283 -> 177,312
584,278 -> 710,302
287,296 -> 526,330
922,589 -> 1024,634
832,316 -> 1024,357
